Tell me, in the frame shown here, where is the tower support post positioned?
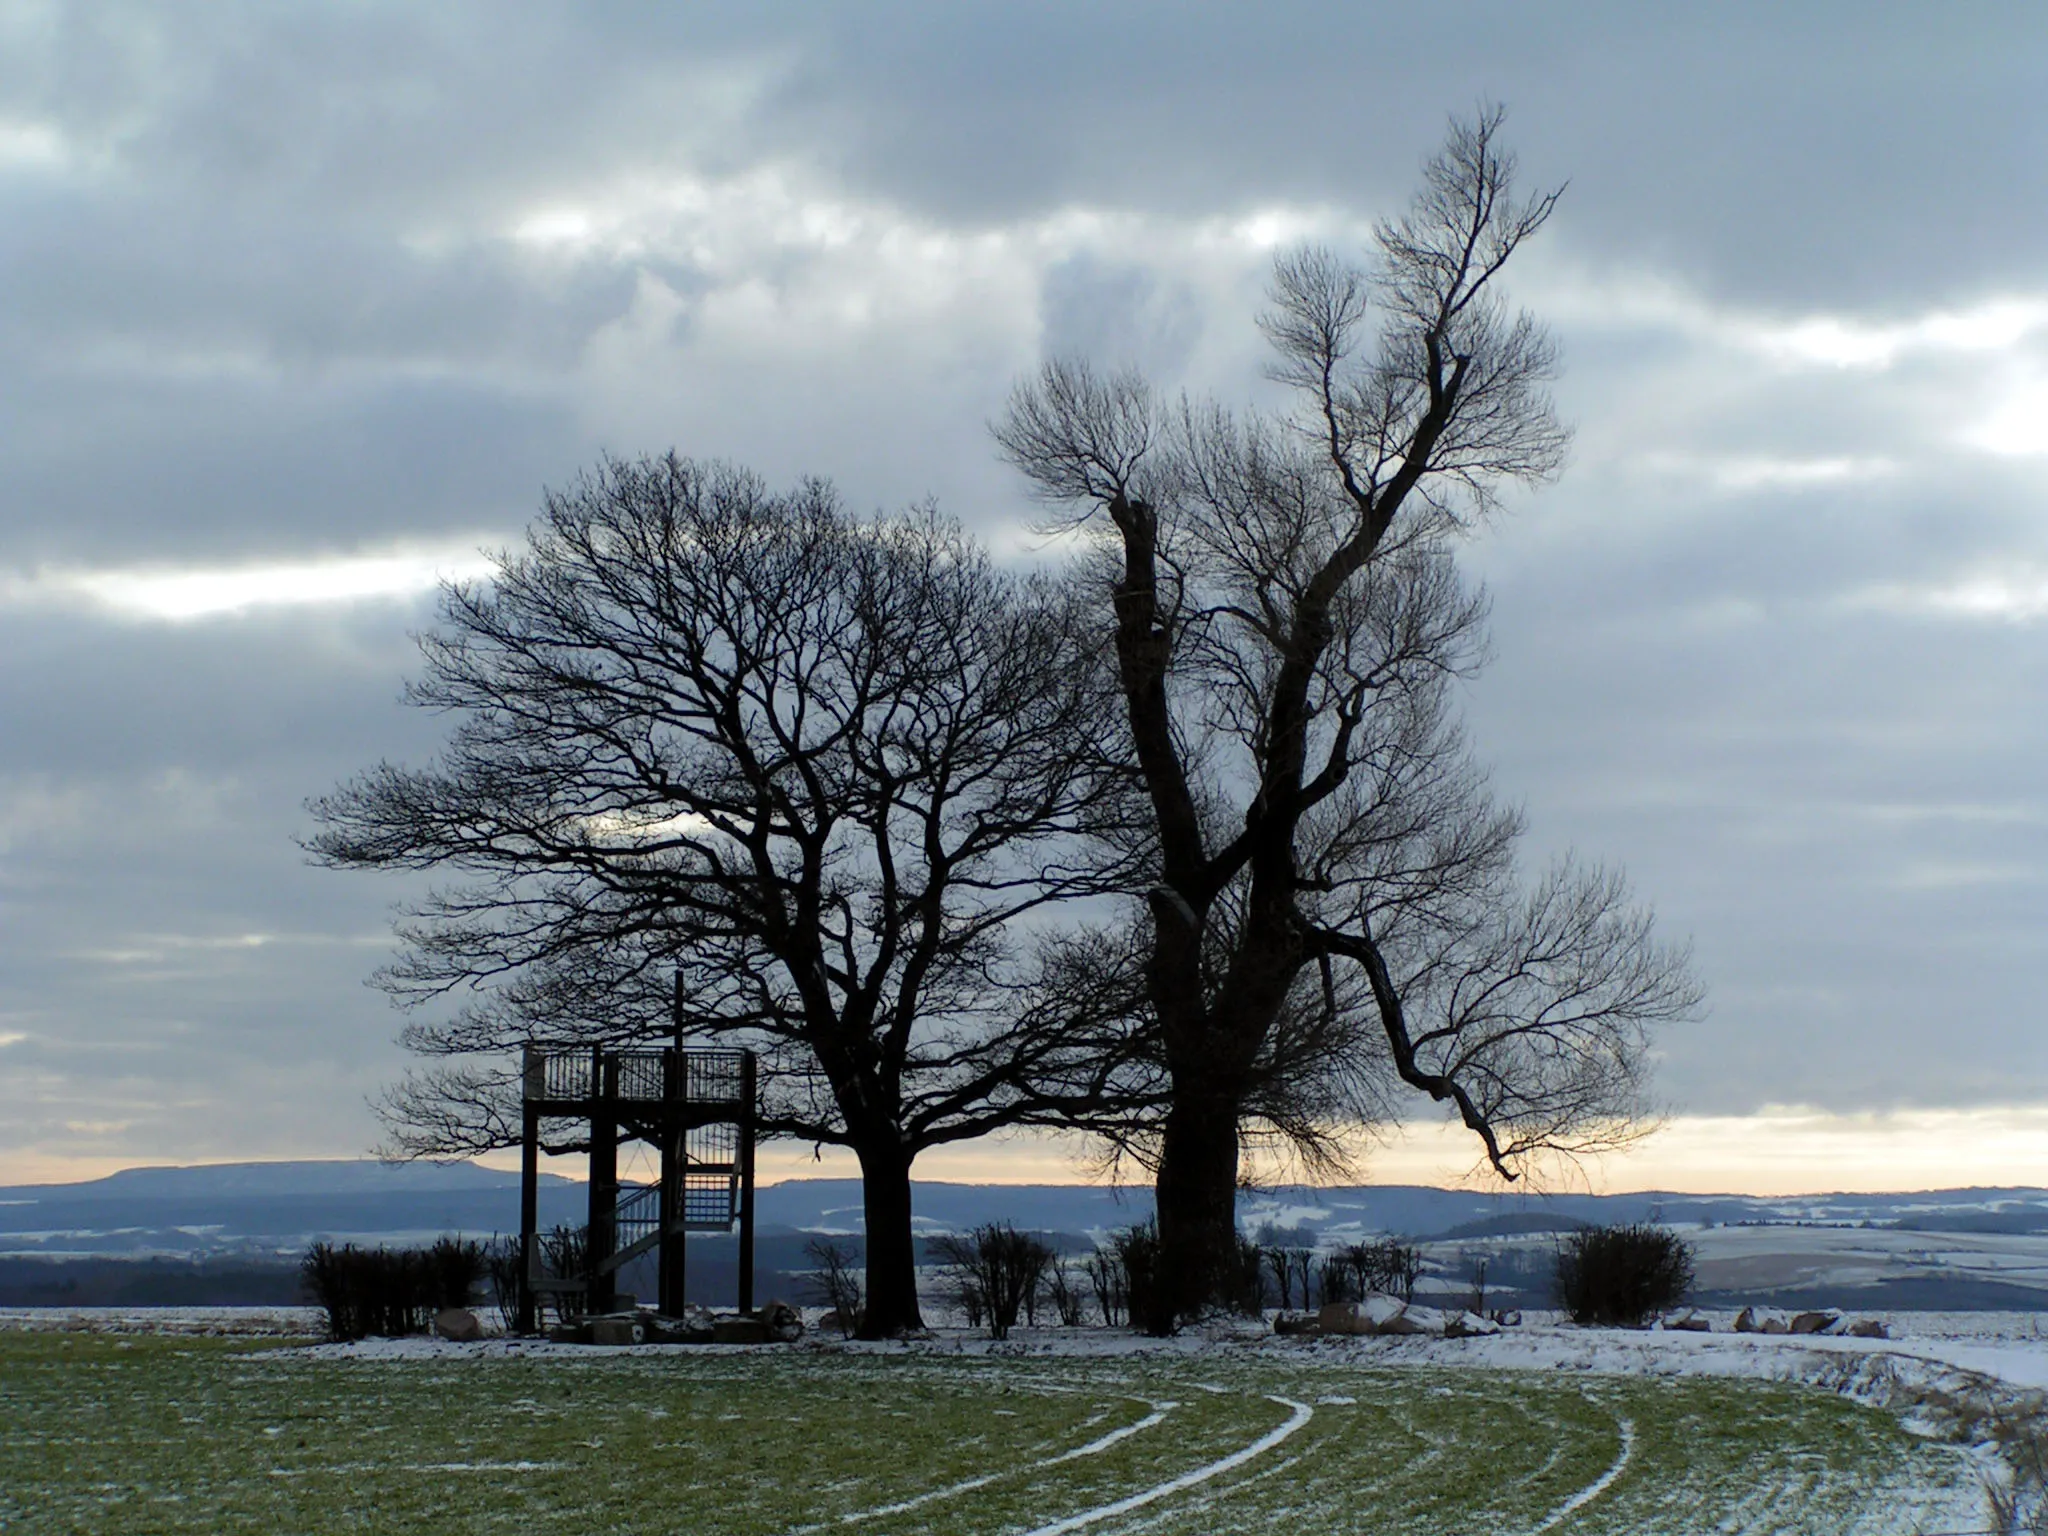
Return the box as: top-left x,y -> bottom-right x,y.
738,1050 -> 758,1315
586,1047 -> 618,1314
517,1044 -> 541,1335
658,1048 -> 688,1315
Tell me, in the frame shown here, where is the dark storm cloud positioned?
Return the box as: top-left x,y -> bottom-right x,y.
2,1 -> 2044,1177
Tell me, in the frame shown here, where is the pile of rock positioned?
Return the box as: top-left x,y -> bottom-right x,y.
1730,1306 -> 1887,1339
1273,1295 -> 1515,1339
541,1300 -> 806,1346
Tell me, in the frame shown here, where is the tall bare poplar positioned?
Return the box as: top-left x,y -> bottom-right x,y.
998,111 -> 1701,1327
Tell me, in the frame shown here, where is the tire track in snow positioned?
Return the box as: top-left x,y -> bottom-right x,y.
1018,1395 -> 1315,1536
789,1398 -> 1176,1531
1109,1452 -> 1311,1535
1526,1413 -> 1634,1534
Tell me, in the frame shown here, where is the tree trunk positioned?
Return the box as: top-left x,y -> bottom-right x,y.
854,1140 -> 925,1339
1150,1084 -> 1242,1333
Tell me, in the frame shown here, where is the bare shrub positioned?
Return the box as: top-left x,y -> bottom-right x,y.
1289,1249 -> 1317,1308
1046,1259 -> 1087,1326
1466,1254 -> 1489,1318
424,1236 -> 485,1311
1110,1222 -> 1167,1334
1352,1238 -> 1423,1302
803,1238 -> 865,1336
537,1225 -> 588,1325
933,1223 -> 1055,1340
1317,1254 -> 1358,1307
1554,1223 -> 1695,1326
482,1235 -> 524,1334
302,1238 -> 480,1341
1231,1235 -> 1267,1317
1265,1246 -> 1296,1310
1086,1245 -> 1127,1328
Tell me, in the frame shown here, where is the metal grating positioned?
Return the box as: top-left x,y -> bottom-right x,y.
686,1120 -> 737,1168
682,1051 -> 745,1105
538,1051 -> 592,1101
613,1181 -> 662,1251
614,1052 -> 666,1102
523,1046 -> 748,1105
682,1171 -> 739,1229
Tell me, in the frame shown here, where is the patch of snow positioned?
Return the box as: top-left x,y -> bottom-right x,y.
1018,1396 -> 1314,1536
0,1305 -> 323,1336
407,1461 -> 561,1473
1527,1416 -> 1633,1533
806,1397 -> 1177,1530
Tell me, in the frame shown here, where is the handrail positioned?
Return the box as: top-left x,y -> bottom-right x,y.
522,1046 -> 748,1105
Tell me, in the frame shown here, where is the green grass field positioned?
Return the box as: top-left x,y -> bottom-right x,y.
0,1331 -> 1984,1534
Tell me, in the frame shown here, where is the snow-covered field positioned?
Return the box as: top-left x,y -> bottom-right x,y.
1410,1222 -> 2048,1308
0,1303 -> 324,1336
1689,1223 -> 2048,1296
6,1307 -> 2043,1533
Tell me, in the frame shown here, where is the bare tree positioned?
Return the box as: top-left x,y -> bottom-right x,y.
996,109 -> 1701,1328
932,1222 -> 1055,1340
308,454 -> 1146,1338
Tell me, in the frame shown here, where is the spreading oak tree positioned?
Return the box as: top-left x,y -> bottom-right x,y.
309,456 -> 1142,1336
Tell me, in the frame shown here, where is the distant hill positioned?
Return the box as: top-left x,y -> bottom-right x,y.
0,1160 -> 586,1259
6,1160 -> 2048,1309
9,1160 -> 2048,1256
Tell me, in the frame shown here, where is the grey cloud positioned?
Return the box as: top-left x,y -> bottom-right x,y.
639,1 -> 2048,307
1460,493 -> 2048,1116
0,360 -> 581,565
0,603 -> 447,775
1038,255 -> 1204,377
3,2 -> 2047,1177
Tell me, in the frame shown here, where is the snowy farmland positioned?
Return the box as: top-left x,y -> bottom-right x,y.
4,1312 -> 2037,1534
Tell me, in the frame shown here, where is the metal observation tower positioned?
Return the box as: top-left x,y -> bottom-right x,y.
515,1044 -> 758,1331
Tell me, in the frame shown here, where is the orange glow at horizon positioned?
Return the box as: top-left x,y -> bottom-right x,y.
10,1104 -> 2048,1195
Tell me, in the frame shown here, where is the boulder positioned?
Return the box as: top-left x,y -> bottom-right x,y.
1379,1303 -> 1443,1336
545,1322 -> 591,1344
1444,1310 -> 1500,1338
756,1300 -> 804,1342
1273,1312 -> 1320,1336
1662,1309 -> 1711,1332
712,1317 -> 772,1345
1846,1318 -> 1890,1339
1734,1306 -> 1792,1335
644,1306 -> 715,1344
1316,1300 -> 1368,1336
433,1307 -> 483,1343
1318,1293 -> 1412,1336
1789,1309 -> 1843,1335
590,1315 -> 648,1346
1490,1309 -> 1523,1328
1362,1293 -> 1410,1330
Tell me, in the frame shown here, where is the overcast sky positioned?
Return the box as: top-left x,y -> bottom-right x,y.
3,2 -> 2045,1192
